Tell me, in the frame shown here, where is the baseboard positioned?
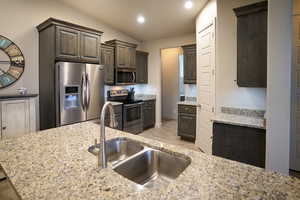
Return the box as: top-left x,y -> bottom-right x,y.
155,122 -> 162,128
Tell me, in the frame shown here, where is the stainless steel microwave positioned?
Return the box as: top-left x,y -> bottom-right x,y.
116,69 -> 136,85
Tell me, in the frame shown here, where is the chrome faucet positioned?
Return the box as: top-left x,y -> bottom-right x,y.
99,102 -> 117,168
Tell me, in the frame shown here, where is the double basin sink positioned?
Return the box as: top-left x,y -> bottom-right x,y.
88,137 -> 191,188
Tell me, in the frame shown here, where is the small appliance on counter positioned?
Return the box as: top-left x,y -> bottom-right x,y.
107,88 -> 143,134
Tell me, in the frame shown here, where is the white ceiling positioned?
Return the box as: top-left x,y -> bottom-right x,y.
57,0 -> 207,42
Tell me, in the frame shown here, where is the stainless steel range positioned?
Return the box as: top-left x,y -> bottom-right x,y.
107,89 -> 143,134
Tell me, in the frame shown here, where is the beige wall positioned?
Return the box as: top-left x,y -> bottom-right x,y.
161,48 -> 181,120
140,34 -> 196,126
216,0 -> 267,112
0,0 -> 140,95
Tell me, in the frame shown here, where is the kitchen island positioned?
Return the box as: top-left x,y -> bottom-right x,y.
0,122 -> 299,199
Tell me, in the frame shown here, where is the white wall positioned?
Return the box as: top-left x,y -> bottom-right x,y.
0,0 -> 140,96
216,0 -> 267,111
161,48 -> 181,120
266,0 -> 292,175
196,0 -> 217,32
140,34 -> 196,126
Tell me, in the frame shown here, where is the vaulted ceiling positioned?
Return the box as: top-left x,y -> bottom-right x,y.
56,0 -> 207,41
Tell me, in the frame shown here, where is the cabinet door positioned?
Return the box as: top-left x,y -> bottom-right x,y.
128,47 -> 136,69
116,46 -> 127,68
178,113 -> 196,139
183,47 -> 196,84
143,101 -> 155,129
235,2 -> 267,87
56,26 -> 80,60
101,47 -> 115,85
212,123 -> 266,168
1,100 -> 30,139
80,32 -> 100,63
136,51 -> 148,83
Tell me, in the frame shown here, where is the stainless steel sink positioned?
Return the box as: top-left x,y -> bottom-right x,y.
88,137 -> 144,165
113,149 -> 191,188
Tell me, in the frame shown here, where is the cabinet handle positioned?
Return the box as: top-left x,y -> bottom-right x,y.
2,127 -> 6,130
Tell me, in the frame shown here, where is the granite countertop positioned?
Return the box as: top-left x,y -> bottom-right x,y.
134,94 -> 156,101
0,122 -> 299,199
0,94 -> 38,100
214,113 -> 266,129
178,101 -> 198,106
106,101 -> 123,106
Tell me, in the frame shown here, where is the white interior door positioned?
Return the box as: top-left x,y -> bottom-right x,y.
290,15 -> 300,171
196,20 -> 216,154
1,99 -> 30,139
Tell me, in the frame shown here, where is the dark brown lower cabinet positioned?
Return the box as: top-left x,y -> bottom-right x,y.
212,122 -> 266,168
178,104 -> 196,141
105,104 -> 123,130
143,100 -> 156,130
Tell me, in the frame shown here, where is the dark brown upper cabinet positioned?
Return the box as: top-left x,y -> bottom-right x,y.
37,18 -> 102,64
105,40 -> 138,70
80,32 -> 100,63
56,26 -> 80,60
101,43 -> 115,85
234,1 -> 268,88
136,51 -> 149,84
182,44 -> 196,84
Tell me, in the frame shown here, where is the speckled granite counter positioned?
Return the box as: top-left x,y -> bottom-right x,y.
214,113 -> 265,129
134,94 -> 156,101
106,101 -> 123,106
178,101 -> 198,106
0,122 -> 299,199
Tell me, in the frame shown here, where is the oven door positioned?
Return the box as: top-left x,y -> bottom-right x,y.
123,103 -> 143,134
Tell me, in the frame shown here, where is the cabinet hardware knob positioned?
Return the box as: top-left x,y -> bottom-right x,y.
2,127 -> 6,130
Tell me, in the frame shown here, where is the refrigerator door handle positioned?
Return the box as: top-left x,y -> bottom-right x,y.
132,72 -> 136,83
81,73 -> 86,110
86,74 -> 91,110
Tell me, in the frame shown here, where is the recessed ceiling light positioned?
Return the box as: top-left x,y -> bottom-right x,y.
184,0 -> 193,9
137,16 -> 145,24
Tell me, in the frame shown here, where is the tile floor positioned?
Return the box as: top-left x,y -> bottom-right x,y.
139,119 -> 200,152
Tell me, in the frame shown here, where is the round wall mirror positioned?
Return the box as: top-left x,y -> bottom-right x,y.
0,36 -> 25,88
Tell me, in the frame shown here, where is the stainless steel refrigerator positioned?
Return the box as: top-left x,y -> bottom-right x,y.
55,62 -> 104,126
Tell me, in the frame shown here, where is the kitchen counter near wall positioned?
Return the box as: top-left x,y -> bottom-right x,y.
178,96 -> 198,106
213,107 -> 266,129
134,94 -> 156,101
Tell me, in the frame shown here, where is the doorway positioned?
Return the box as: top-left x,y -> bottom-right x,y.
161,48 -> 181,121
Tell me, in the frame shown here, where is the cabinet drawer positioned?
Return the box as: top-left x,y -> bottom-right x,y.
178,104 -> 196,114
